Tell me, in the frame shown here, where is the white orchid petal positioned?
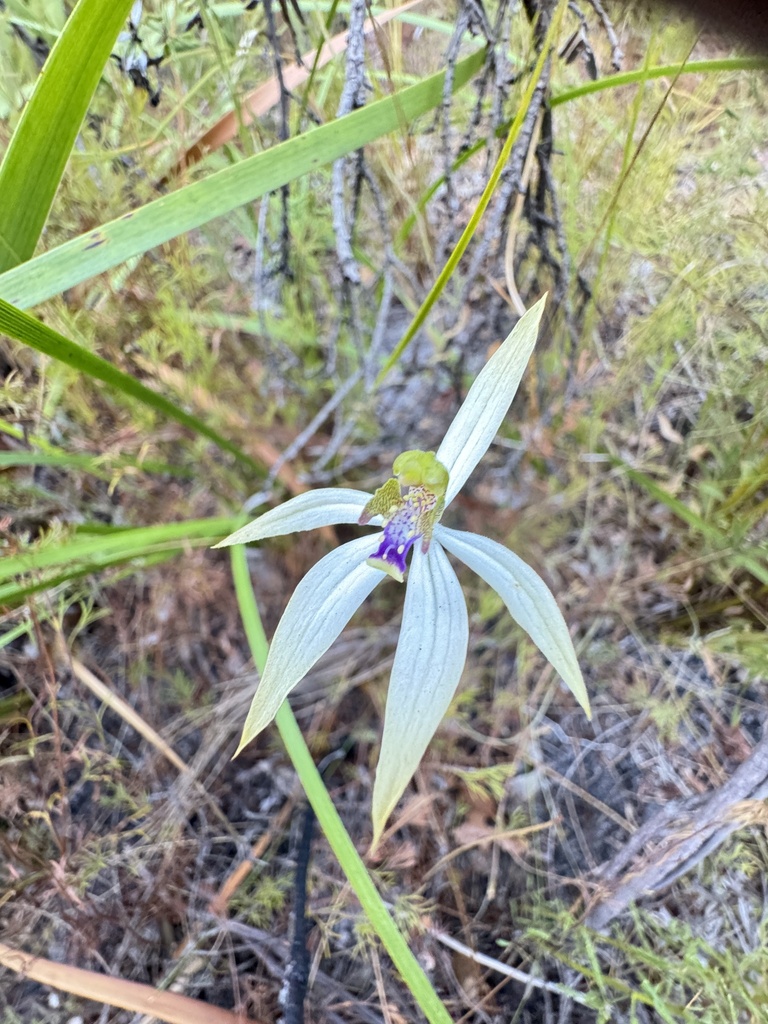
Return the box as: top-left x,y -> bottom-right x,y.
236,535 -> 384,753
436,295 -> 547,506
371,542 -> 468,845
435,525 -> 590,717
215,488 -> 372,547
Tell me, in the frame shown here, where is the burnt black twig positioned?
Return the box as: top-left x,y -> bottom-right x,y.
281,749 -> 352,1021
263,0 -> 293,275
440,4 -> 472,223
533,108 -> 580,359
332,0 -> 369,286
281,803 -> 315,1024
587,0 -> 624,69
460,70 -> 550,300
488,0 -> 515,132
561,3 -> 599,80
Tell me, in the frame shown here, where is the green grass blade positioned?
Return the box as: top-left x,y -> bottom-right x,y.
0,0 -> 134,272
731,552 -> 768,588
0,619 -> 36,652
397,55 -> 768,249
2,551 -> 177,608
0,450 -> 190,478
0,418 -> 189,478
0,450 -> 111,481
1,516 -> 243,605
613,459 -> 723,543
550,56 -> 768,108
2,516 -> 240,582
613,459 -> 768,587
0,48 -> 486,309
229,545 -> 454,1024
0,297 -> 263,473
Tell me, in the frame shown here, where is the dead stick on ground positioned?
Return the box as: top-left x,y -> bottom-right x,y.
0,943 -> 257,1024
586,728 -> 768,931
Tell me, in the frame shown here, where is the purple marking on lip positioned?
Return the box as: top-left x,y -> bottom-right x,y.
367,510 -> 421,577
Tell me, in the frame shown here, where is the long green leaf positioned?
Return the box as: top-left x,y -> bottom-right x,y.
0,48 -> 486,310
0,0 -> 134,273
1,516 -> 243,606
0,297 -> 262,472
2,516 -> 239,583
550,56 -> 768,108
0,450 -> 189,478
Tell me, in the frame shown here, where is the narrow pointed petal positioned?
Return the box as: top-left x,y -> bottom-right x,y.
436,295 -> 547,506
435,525 -> 590,717
215,488 -> 373,547
372,542 -> 468,845
236,535 -> 384,754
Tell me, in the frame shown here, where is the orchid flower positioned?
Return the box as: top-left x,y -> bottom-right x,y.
216,295 -> 590,844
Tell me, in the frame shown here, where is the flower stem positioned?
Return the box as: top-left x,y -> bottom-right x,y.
229,545 -> 453,1024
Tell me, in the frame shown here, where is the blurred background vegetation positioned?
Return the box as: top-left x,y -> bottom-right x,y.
1,0 -> 767,1021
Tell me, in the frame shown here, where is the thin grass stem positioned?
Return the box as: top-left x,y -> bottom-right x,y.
229,543 -> 454,1024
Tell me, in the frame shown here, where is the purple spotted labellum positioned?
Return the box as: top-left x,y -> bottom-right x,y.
366,506 -> 423,582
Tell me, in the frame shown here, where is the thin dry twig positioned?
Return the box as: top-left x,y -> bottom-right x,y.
263,369 -> 363,491
133,801 -> 297,1024
66,653 -> 189,775
535,758 -> 635,835
210,798 -> 296,917
428,929 -> 592,1007
423,819 -> 556,881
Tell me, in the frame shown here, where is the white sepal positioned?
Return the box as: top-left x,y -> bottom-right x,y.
435,525 -> 590,717
235,535 -> 384,754
215,488 -> 372,548
371,542 -> 468,846
436,295 -> 546,506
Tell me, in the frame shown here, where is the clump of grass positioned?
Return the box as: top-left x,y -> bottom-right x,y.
514,891 -> 767,1022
